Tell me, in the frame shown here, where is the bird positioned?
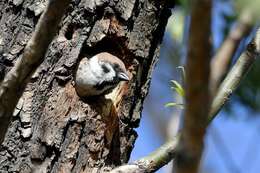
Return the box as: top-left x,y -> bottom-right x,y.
75,52 -> 129,97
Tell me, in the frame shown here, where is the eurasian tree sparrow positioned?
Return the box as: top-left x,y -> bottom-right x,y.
75,52 -> 129,97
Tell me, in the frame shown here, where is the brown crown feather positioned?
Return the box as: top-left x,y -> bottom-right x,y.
96,52 -> 127,73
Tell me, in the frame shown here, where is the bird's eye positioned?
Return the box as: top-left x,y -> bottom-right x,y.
114,64 -> 119,69
101,64 -> 110,73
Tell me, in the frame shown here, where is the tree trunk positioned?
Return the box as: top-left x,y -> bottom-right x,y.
0,0 -> 173,172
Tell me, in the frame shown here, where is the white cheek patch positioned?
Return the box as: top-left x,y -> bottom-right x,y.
89,56 -> 118,85
89,56 -> 104,77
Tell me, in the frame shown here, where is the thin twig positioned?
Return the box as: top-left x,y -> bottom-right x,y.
210,9 -> 254,95
110,138 -> 179,173
209,29 -> 260,122
0,0 -> 70,143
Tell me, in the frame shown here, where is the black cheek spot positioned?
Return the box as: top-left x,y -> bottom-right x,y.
94,79 -> 119,91
101,64 -> 110,73
95,82 -> 106,90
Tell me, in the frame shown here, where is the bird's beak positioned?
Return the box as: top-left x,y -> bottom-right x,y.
118,72 -> 130,81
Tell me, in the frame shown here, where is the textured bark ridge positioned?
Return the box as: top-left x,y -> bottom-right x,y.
0,0 -> 173,172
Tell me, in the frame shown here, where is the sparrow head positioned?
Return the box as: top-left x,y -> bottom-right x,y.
75,52 -> 129,97
98,52 -> 129,81
92,52 -> 129,93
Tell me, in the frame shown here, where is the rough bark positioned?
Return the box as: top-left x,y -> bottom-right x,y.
0,0 -> 70,144
0,0 -> 174,172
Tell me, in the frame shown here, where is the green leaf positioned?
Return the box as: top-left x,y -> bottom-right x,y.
165,102 -> 184,109
170,80 -> 185,97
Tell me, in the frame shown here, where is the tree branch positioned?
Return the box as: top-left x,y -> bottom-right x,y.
110,137 -> 179,173
0,0 -> 70,143
174,0 -> 212,172
210,9 -> 254,95
110,27 -> 260,173
209,28 -> 260,123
